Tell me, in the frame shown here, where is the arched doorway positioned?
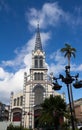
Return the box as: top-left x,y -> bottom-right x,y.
13,112 -> 21,121
33,84 -> 45,106
34,105 -> 42,128
33,84 -> 45,128
12,108 -> 22,122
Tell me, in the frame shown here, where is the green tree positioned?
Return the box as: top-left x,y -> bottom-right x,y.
60,43 -> 77,128
60,43 -> 76,66
60,43 -> 76,107
38,95 -> 67,130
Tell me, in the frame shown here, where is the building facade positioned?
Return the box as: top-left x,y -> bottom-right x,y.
0,102 -> 9,121
9,24 -> 64,129
74,98 -> 82,123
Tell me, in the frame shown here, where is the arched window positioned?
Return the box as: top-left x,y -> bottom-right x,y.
39,56 -> 43,68
34,73 -> 37,80
41,73 -> 43,80
17,97 -> 19,106
20,96 -> 23,106
34,73 -> 43,80
33,85 -> 45,106
34,56 -> 38,68
34,56 -> 43,68
14,99 -> 16,106
38,73 -> 40,80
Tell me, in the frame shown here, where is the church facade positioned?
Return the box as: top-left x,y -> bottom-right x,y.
9,24 -> 65,129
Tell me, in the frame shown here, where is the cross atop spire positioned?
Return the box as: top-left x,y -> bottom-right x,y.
34,23 -> 43,51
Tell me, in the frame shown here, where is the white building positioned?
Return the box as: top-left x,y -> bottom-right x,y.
9,24 -> 65,129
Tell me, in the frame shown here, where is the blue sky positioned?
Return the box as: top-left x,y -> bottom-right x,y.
0,0 -> 82,104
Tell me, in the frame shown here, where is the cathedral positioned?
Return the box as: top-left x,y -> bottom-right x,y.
9,24 -> 64,129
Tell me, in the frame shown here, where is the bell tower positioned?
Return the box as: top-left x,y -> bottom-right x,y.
22,24 -> 53,129
10,24 -> 64,130
30,24 -> 48,106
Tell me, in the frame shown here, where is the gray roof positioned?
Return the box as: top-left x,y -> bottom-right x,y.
34,24 -> 43,51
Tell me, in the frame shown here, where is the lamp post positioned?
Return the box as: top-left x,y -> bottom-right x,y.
52,65 -> 82,130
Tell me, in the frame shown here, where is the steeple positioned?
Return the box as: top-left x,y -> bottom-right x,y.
34,23 -> 43,51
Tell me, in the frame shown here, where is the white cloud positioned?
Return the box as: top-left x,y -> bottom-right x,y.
48,63 -> 64,76
25,2 -> 65,29
48,50 -> 82,77
50,50 -> 66,64
0,68 -> 25,104
47,50 -> 66,75
77,64 -> 82,71
2,31 -> 50,68
0,0 -> 10,12
0,67 -> 13,80
1,2 -> 82,104
0,30 -> 51,104
26,2 -> 82,30
71,64 -> 82,72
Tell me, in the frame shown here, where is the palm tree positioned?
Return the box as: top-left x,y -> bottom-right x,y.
38,95 -> 67,130
60,43 -> 76,128
60,43 -> 76,66
60,43 -> 76,101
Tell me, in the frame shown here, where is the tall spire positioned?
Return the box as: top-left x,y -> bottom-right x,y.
34,23 -> 43,51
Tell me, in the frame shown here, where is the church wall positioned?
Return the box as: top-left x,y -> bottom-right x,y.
25,85 -> 30,108
11,91 -> 23,107
9,24 -> 65,129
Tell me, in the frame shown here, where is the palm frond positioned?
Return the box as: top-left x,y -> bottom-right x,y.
60,43 -> 76,60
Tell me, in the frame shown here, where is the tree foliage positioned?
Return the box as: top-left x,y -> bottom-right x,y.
38,95 -> 67,129
60,43 -> 76,65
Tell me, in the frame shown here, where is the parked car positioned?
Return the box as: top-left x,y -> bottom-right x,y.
77,124 -> 82,129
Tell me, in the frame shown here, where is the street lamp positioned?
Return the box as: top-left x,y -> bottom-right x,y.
52,65 -> 82,130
